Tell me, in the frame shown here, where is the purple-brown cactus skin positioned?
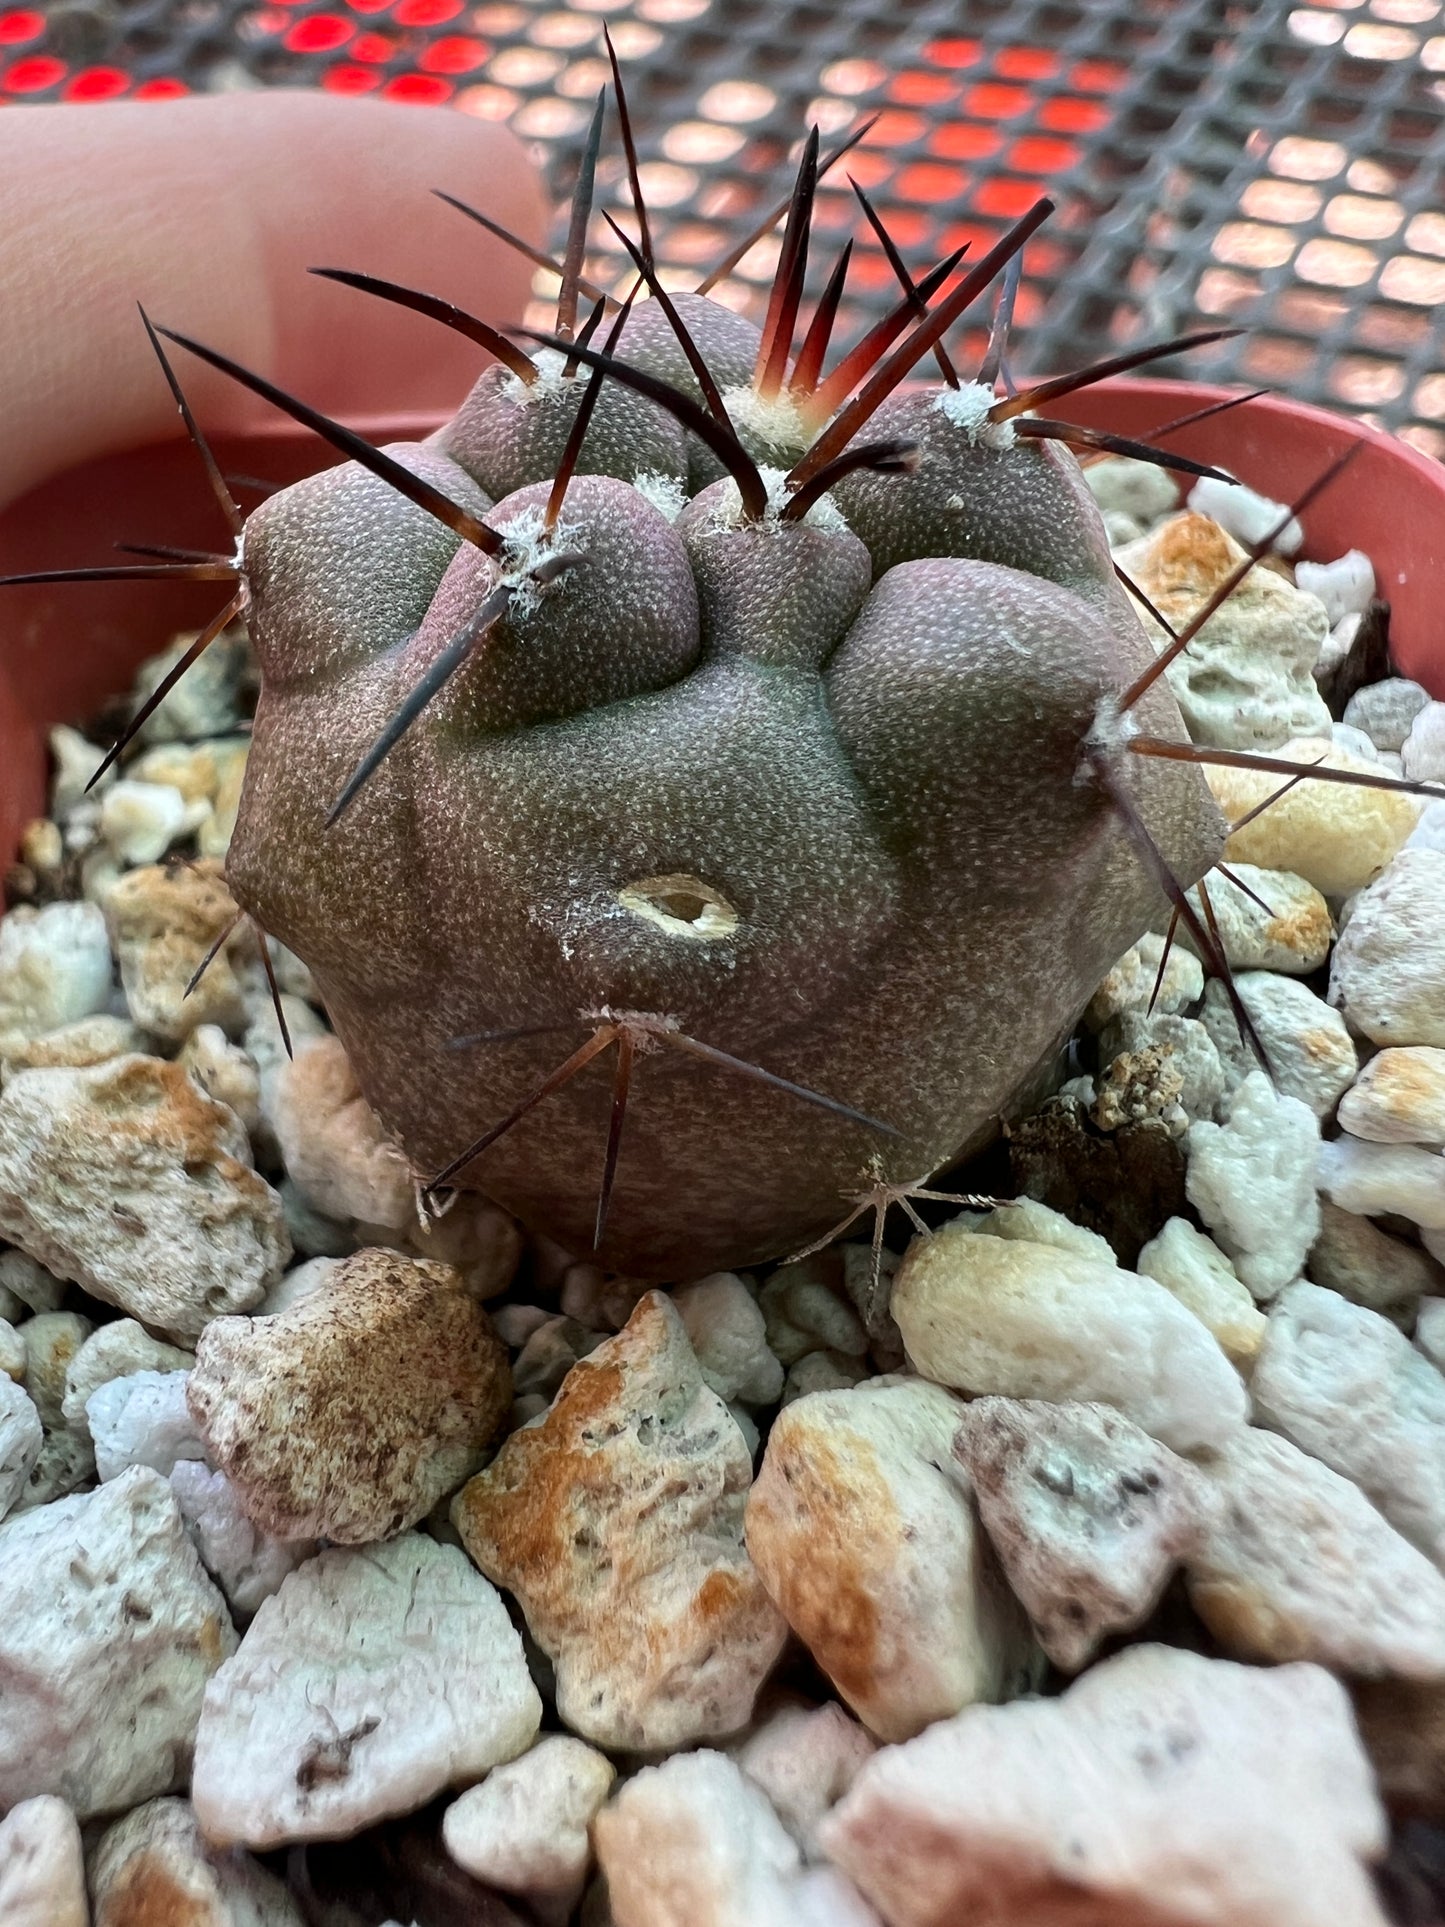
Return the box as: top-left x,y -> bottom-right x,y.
220,242 -> 1228,1275
39,97 -> 1403,1279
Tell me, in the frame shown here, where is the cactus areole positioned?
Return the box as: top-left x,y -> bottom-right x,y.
69,101 -> 1244,1277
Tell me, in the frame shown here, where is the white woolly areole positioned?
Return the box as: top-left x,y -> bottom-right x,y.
932,380 -> 1018,449
498,503 -> 581,616
718,384 -> 810,462
502,344 -> 569,406
631,471 -> 688,523
706,465 -> 850,537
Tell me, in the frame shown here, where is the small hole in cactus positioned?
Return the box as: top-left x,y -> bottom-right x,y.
618,874 -> 739,939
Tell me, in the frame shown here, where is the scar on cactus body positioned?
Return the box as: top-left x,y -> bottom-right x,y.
7,67 -> 1442,1278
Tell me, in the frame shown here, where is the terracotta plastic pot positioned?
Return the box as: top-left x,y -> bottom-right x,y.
2,378 -> 1442,881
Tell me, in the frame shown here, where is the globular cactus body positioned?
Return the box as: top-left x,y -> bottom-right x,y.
223,249 -> 1223,1274
10,100 -> 1267,1278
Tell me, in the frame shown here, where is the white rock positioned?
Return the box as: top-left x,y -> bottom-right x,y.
0,901 -> 112,1041
253,1253 -> 342,1317
745,1377 -> 1041,1741
277,1182 -> 354,1261
1200,973 -> 1358,1117
956,1397 -> 1206,1671
1186,1071 -> 1320,1299
19,1308 -> 91,1427
558,1263 -> 651,1334
509,1314 -> 603,1401
1333,720 -> 1387,764
673,1272 -> 783,1406
0,1315 -> 22,1380
1296,548 -> 1375,623
453,1293 -> 785,1753
1330,848 -> 1445,1046
0,1012 -> 145,1089
1403,700 -> 1445,782
272,1035 -> 413,1231
1209,736 -> 1422,896
49,724 -> 110,813
0,1465 -> 235,1818
1318,1136 -> 1445,1229
819,1643 -> 1389,1927
1417,1297 -> 1445,1371
87,1369 -> 205,1481
1251,1280 -> 1445,1568
0,1375 -> 42,1520
1136,1216 -> 1266,1368
1174,864 -> 1333,974
759,1255 -> 870,1365
62,1317 -> 194,1430
1308,1201 -> 1443,1317
1188,475 -> 1304,554
960,1196 -> 1118,1268
733,1699 -> 877,1854
187,1248 -> 511,1545
1103,507 -> 1145,546
597,1749 -> 883,1927
488,1301 -> 553,1350
90,1795 -> 304,1925
132,628 -> 249,744
404,1190 -> 522,1302
0,1796 -> 86,1927
1407,796 -> 1445,854
179,1023 -> 262,1137
1315,609 -> 1359,679
99,779 -> 206,866
1096,1011 -> 1226,1125
0,1248 -> 64,1314
1344,677 -> 1431,752
1083,932 -> 1203,1029
1085,455 -> 1180,525
0,1055 -> 289,1341
782,1349 -> 869,1403
1116,510 -> 1327,747
892,1219 -> 1247,1453
1339,1046 -> 1445,1145
191,1533 -> 539,1848
442,1735 -> 615,1911
168,1460 -> 315,1618
1185,1425 -> 1445,1675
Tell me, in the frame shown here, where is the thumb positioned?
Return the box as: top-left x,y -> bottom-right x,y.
0,91 -> 546,510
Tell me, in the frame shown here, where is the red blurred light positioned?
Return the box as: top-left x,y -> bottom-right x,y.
419,33 -> 486,73
1040,95 -> 1109,133
976,176 -> 1048,217
894,160 -> 969,204
66,65 -> 129,100
995,47 -> 1059,80
348,0 -> 393,10
3,53 -> 64,92
351,32 -> 396,61
394,0 -> 462,22
323,62 -> 381,92
964,82 -> 1030,119
382,71 -> 453,102
925,37 -> 981,68
285,13 -> 354,52
1071,59 -> 1126,92
0,10 -> 43,45
929,122 -> 1002,160
860,108 -> 927,146
889,70 -> 955,107
1009,134 -> 1079,173
134,77 -> 189,98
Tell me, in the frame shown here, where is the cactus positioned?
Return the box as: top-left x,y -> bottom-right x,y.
7,64 -> 1428,1279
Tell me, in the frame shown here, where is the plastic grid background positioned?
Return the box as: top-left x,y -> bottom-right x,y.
3,0 -> 1444,451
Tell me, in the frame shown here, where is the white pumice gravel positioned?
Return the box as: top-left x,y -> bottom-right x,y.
2,565 -> 1444,1919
